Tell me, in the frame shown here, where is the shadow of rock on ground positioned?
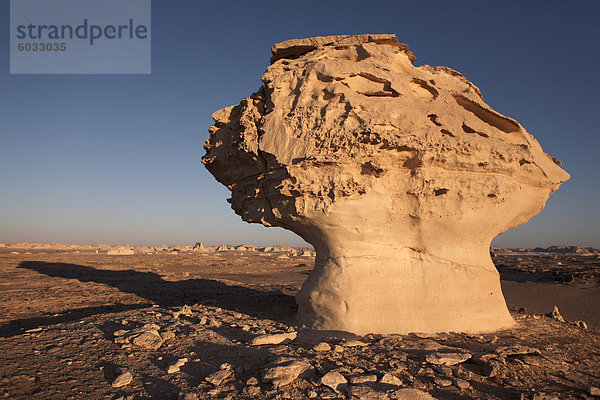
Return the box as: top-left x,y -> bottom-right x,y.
8,261 -> 297,336
0,303 -> 151,338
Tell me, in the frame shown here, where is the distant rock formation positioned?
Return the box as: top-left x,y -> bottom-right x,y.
107,246 -> 135,255
216,244 -> 229,252
203,34 -> 570,334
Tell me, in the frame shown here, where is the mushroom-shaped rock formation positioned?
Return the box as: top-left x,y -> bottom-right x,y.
202,34 -> 569,334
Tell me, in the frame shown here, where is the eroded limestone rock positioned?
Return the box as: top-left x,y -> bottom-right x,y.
202,34 -> 569,334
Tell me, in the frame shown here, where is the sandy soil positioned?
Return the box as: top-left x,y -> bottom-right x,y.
0,248 -> 599,399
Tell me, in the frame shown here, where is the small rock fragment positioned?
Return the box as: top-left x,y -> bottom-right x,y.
132,330 -> 164,350
433,377 -> 452,387
112,372 -> 133,388
243,386 -> 261,396
590,387 -> 600,396
350,385 -> 390,400
205,369 -> 233,386
178,392 -> 198,400
380,373 -> 403,387
321,371 -> 348,393
173,305 -> 194,319
251,331 -> 297,346
263,359 -> 314,387
576,320 -> 588,329
160,330 -> 176,341
220,362 -> 232,370
246,377 -> 258,386
495,345 -> 540,357
453,377 -> 470,389
333,345 -> 344,353
481,359 -> 505,378
349,374 -> 377,384
308,390 -> 318,399
167,358 -> 188,374
314,342 -> 332,352
391,388 -> 436,399
343,340 -> 368,347
549,306 -> 565,322
426,352 -> 471,366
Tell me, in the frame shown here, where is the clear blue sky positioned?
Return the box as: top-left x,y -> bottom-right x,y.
1,1 -> 598,247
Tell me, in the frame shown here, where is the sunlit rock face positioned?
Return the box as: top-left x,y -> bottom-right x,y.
202,34 -> 569,334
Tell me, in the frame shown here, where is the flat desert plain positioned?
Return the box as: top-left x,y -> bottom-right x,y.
0,245 -> 599,399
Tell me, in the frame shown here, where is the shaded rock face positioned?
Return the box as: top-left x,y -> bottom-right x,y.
202,34 -> 569,334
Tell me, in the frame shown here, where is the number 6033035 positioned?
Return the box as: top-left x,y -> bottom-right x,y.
17,42 -> 67,51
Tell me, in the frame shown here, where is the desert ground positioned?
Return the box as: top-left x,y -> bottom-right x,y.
0,244 -> 599,399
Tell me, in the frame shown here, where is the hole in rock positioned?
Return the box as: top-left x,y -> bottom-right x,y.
440,129 -> 455,137
361,162 -> 385,177
519,159 -> 532,166
487,193 -> 497,198
434,188 -> 449,196
462,123 -> 476,133
342,73 -> 399,97
550,156 -> 562,165
403,156 -> 423,169
428,114 -> 442,126
409,78 -> 438,100
453,95 -> 520,133
463,122 -> 490,138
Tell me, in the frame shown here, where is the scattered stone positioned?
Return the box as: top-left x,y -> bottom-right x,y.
24,327 -> 42,333
167,358 -> 188,374
246,377 -> 258,386
521,355 -> 544,366
391,388 -> 436,399
308,390 -> 318,399
433,377 -> 452,387
219,362 -> 232,370
343,340 -> 368,347
576,320 -> 588,329
432,366 -> 452,376
243,386 -> 261,396
160,330 -> 175,341
178,392 -> 198,400
425,352 -> 471,366
549,306 -> 565,323
251,331 -> 297,346
132,330 -> 164,350
321,371 -> 348,393
173,305 -> 194,319
314,342 -> 332,352
453,378 -> 470,389
380,373 -> 403,387
262,358 -> 314,387
350,384 -> 390,400
495,345 -> 540,357
333,345 -> 344,353
589,387 -> 600,396
111,371 -> 133,388
349,374 -> 377,384
205,369 -> 233,386
481,359 -> 505,378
